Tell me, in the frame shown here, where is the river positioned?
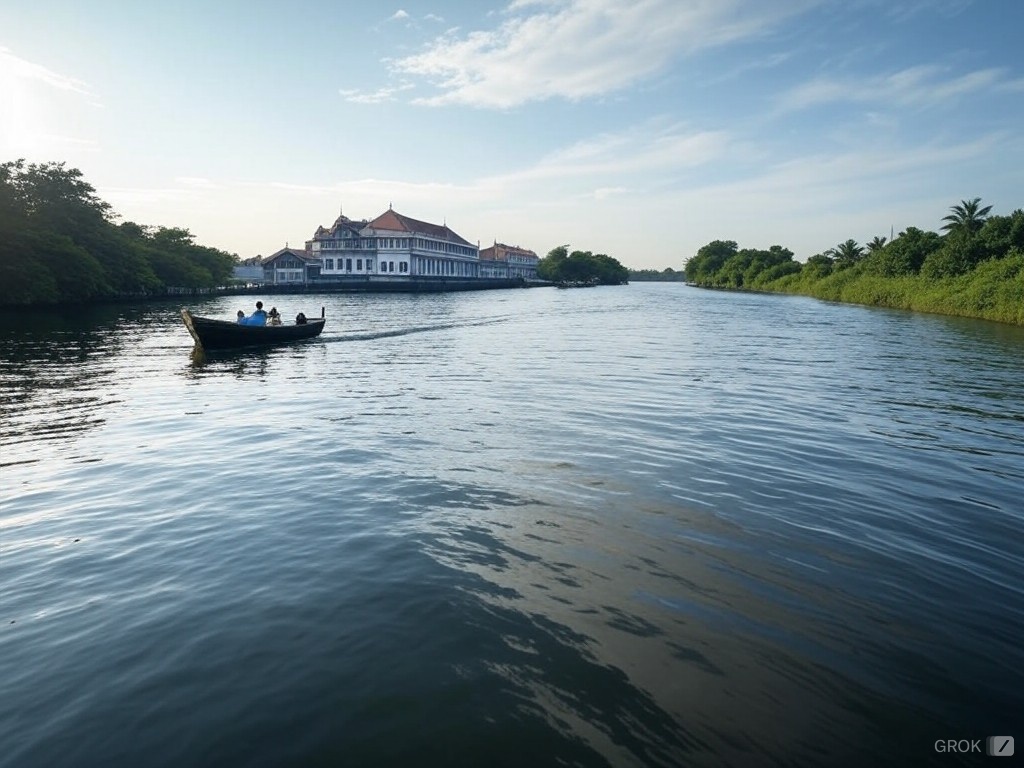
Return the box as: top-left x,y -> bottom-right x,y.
1,284 -> 1022,767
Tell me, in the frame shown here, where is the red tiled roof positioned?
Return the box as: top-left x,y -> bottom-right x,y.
480,243 -> 538,261
366,209 -> 472,246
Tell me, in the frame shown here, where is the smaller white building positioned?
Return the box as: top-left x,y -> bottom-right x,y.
478,242 -> 540,280
262,247 -> 320,284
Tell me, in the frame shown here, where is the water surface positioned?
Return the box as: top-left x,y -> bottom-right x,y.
1,285 -> 1022,767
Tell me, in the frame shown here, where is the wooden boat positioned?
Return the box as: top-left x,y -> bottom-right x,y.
181,308 -> 326,350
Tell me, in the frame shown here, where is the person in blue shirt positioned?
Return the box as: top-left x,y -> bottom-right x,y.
249,301 -> 268,326
236,310 -> 247,324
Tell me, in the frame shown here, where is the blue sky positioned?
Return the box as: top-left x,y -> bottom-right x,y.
2,0 -> 1022,269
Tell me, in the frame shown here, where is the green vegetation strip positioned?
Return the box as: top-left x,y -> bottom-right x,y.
684,199 -> 1024,326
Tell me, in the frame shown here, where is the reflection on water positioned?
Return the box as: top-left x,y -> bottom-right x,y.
187,344 -> 276,378
0,287 -> 1022,768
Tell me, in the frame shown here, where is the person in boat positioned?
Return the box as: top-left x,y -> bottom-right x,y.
268,307 -> 282,326
249,301 -> 268,326
295,312 -> 307,325
236,310 -> 247,324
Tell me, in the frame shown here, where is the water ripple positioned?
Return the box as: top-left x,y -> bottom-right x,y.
1,287 -> 1022,767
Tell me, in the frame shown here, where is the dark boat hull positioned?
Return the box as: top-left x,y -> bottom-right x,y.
181,309 -> 325,350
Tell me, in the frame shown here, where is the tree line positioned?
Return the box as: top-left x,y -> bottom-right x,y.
0,160 -> 237,306
684,199 -> 1024,325
628,267 -> 686,282
537,245 -> 629,285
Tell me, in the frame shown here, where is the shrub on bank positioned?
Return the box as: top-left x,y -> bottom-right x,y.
684,201 -> 1024,325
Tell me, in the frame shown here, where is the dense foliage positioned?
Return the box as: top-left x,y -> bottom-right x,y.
537,245 -> 629,285
684,199 -> 1024,325
0,160 -> 237,306
628,267 -> 686,282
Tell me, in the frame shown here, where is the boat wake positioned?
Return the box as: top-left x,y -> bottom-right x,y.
317,315 -> 513,344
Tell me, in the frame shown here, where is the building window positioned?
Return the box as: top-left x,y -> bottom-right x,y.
400,262 -> 408,273
357,258 -> 363,270
346,258 -> 352,271
389,261 -> 395,272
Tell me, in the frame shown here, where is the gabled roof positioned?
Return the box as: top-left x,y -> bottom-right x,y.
262,247 -> 317,265
495,242 -> 537,256
312,215 -> 367,240
480,243 -> 539,261
330,214 -> 367,233
365,208 -> 472,247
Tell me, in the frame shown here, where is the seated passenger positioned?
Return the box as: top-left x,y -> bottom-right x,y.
249,301 -> 268,326
268,307 -> 282,326
295,312 -> 307,325
236,310 -> 247,324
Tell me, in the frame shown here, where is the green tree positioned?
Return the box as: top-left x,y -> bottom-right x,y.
921,229 -> 986,278
803,253 -> 834,279
941,197 -> 992,235
866,236 -> 887,253
537,245 -> 568,281
0,160 -> 240,305
865,227 -> 941,276
685,240 -> 737,284
976,210 -> 1024,260
830,239 -> 864,270
538,245 -> 628,285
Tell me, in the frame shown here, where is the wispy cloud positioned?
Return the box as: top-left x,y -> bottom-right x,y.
995,77 -> 1024,94
779,65 -> 1008,111
391,0 -> 815,108
489,123 -> 731,185
881,0 -> 972,23
384,8 -> 444,27
339,83 -> 415,104
0,46 -> 93,96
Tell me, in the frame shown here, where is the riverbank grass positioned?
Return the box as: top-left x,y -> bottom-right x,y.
767,253 -> 1024,325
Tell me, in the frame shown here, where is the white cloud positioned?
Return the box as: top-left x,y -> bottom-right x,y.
0,48 -> 98,159
882,0 -> 972,22
391,0 -> 815,108
0,46 -> 93,96
487,122 -> 732,185
339,83 -> 415,104
389,9 -> 410,21
779,65 -> 1008,111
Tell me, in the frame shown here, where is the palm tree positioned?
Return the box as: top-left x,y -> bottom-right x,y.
941,198 -> 992,234
832,239 -> 864,267
866,236 -> 887,253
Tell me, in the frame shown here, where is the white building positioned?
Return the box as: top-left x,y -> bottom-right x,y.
307,207 -> 480,279
261,247 -> 320,284
478,242 -> 540,280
